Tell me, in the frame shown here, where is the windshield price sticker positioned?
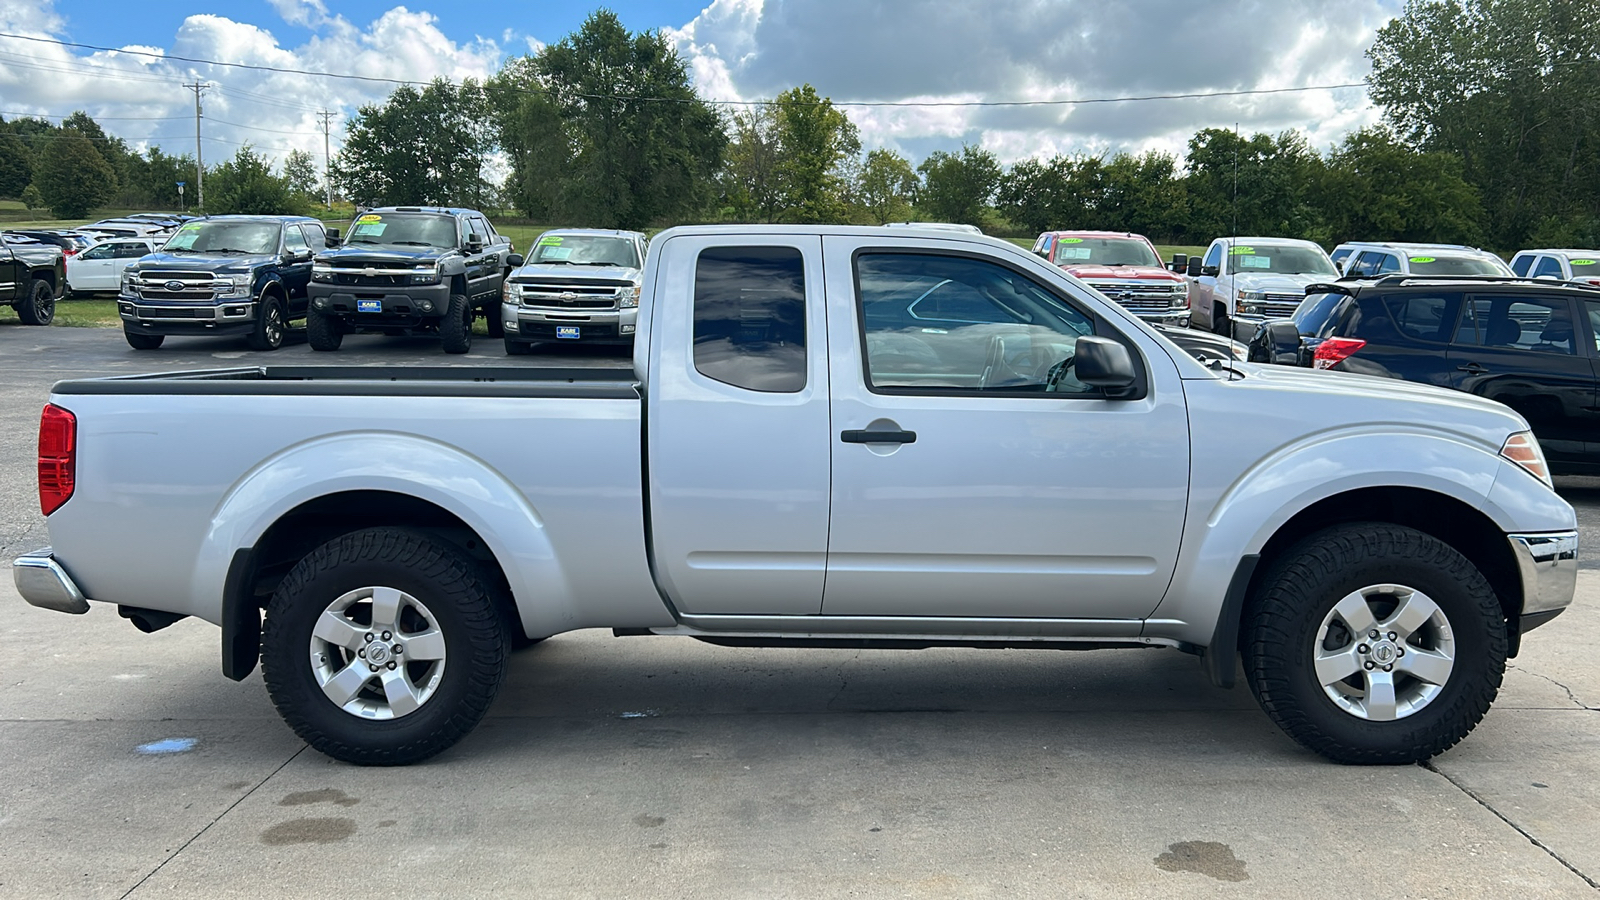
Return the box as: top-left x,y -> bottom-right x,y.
541,246 -> 573,260
1229,246 -> 1256,255
352,222 -> 387,237
1057,247 -> 1091,260
356,214 -> 381,224
1240,255 -> 1272,269
1571,259 -> 1597,266
1061,237 -> 1083,243
538,236 -> 564,246
1410,256 -> 1437,263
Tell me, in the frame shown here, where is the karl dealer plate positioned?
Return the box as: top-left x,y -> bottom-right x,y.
556,325 -> 581,340
357,300 -> 382,313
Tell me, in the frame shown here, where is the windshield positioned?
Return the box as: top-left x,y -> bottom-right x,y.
344,213 -> 457,249
161,221 -> 280,255
1227,245 -> 1337,276
1406,255 -> 1509,275
1570,257 -> 1599,272
529,234 -> 640,267
1052,237 -> 1160,267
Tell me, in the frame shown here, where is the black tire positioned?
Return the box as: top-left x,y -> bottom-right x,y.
1211,302 -> 1231,338
261,528 -> 510,766
124,329 -> 164,350
247,294 -> 285,351
503,337 -> 531,356
484,302 -> 505,338
16,279 -> 55,326
440,293 -> 472,354
1243,523 -> 1506,765
307,306 -> 343,351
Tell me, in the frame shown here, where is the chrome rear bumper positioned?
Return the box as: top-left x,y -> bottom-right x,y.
12,548 -> 90,614
1508,532 -> 1578,619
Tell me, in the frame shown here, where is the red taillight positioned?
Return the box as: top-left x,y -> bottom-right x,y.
1313,337 -> 1367,370
64,248 -> 79,256
39,403 -> 76,516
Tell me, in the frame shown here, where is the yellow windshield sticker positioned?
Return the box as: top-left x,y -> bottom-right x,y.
537,235 -> 563,246
1060,237 -> 1083,243
355,214 -> 381,224
1229,246 -> 1255,255
1409,256 -> 1436,263
1571,259 -> 1597,266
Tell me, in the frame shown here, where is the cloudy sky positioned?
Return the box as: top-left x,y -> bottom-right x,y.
0,0 -> 1403,171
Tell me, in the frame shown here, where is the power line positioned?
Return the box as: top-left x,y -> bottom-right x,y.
0,29 -> 1373,109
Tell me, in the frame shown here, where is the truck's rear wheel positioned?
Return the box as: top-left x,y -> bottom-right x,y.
441,293 -> 472,354
247,295 -> 285,351
124,329 -> 164,350
1243,523 -> 1505,764
261,528 -> 510,765
307,306 -> 342,351
17,279 -> 55,326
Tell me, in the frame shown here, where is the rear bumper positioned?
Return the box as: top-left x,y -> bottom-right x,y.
12,548 -> 90,615
1508,531 -> 1578,621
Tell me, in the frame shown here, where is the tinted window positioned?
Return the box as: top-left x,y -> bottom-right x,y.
1456,296 -> 1576,355
1408,254 -> 1509,275
1383,293 -> 1458,342
284,225 -> 309,253
1203,243 -> 1222,268
856,253 -> 1098,394
1586,301 -> 1600,353
1292,291 -> 1352,335
1375,254 -> 1402,274
1532,256 -> 1565,278
1511,254 -> 1534,276
300,224 -> 326,250
112,242 -> 147,259
1330,248 -> 1352,267
80,243 -> 115,260
693,246 -> 807,393
1347,251 -> 1381,278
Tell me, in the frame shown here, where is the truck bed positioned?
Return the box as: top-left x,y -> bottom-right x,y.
53,365 -> 641,399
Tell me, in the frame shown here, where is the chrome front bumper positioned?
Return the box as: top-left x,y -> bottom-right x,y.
12,548 -> 90,614
1508,531 -> 1578,618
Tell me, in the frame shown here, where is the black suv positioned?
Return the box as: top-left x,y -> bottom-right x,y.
119,216 -> 331,351
307,207 -> 521,354
1249,275 -> 1600,474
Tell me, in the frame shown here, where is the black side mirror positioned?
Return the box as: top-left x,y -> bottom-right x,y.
1201,264 -> 1220,277
506,253 -> 525,268
1170,253 -> 1188,273
291,249 -> 313,263
326,227 -> 341,246
1261,320 -> 1303,365
465,235 -> 485,252
1186,257 -> 1203,277
1074,336 -> 1138,393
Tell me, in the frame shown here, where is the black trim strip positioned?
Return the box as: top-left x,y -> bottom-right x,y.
221,547 -> 259,682
1205,554 -> 1259,689
53,365 -> 642,399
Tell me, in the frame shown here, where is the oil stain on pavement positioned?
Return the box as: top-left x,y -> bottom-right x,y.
260,818 -> 357,845
1155,841 -> 1249,882
279,788 -> 360,807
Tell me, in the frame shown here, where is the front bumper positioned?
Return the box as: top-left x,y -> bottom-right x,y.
310,282 -> 452,322
120,298 -> 259,336
1508,532 -> 1579,626
503,302 -> 638,343
12,548 -> 89,615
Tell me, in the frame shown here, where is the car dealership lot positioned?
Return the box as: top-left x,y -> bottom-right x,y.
2,327 -> 1599,898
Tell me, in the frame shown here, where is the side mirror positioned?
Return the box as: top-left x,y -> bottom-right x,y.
1169,253 -> 1188,273
1186,257 -> 1202,277
1073,336 -> 1138,392
325,227 -> 341,246
1201,264 -> 1220,277
291,249 -> 313,263
506,253 -> 525,268
1264,320 -> 1303,365
465,235 -> 485,252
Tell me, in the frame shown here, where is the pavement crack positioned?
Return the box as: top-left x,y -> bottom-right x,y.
1508,663 -> 1597,711
824,651 -> 860,711
1422,760 -> 1600,891
118,745 -> 307,899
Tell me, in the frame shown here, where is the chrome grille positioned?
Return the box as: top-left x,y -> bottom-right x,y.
135,270 -> 215,301
513,280 -> 628,311
1262,293 -> 1303,318
1085,281 -> 1185,314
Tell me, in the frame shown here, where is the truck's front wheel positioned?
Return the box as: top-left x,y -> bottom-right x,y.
261,528 -> 510,765
440,293 -> 472,354
307,306 -> 342,351
17,279 -> 55,326
124,329 -> 164,350
1243,523 -> 1505,764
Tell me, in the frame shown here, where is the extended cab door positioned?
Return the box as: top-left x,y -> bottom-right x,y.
645,234 -> 832,615
818,236 -> 1191,620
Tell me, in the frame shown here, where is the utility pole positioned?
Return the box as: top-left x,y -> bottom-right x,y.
185,82 -> 208,210
317,110 -> 335,208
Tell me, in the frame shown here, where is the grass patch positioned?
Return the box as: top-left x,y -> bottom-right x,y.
0,298 -> 122,328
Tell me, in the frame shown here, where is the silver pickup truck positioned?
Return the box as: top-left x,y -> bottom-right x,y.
13,225 -> 1579,767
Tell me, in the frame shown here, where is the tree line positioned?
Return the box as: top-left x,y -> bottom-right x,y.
1,1 -> 1594,251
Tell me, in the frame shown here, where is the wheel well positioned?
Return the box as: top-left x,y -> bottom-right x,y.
260,280 -> 286,301
1245,485 -> 1522,641
451,274 -> 468,296
33,271 -> 56,290
236,490 -> 517,640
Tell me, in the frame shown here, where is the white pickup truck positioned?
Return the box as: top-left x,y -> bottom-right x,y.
13,226 -> 1579,767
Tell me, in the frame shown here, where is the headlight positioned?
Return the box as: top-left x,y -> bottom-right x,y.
121,271 -> 137,293
312,265 -> 333,283
215,278 -> 251,299
1501,431 -> 1552,487
503,281 -> 520,304
1237,289 -> 1267,301
619,285 -> 640,308
411,268 -> 441,285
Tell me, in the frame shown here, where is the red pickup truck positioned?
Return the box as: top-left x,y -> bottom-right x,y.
1031,231 -> 1190,325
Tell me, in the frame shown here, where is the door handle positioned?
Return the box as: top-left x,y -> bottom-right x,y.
1457,362 -> 1488,374
841,429 -> 917,445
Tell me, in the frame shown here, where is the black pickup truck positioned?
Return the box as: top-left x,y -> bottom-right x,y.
118,215 -> 333,350
306,207 -> 520,354
1,237 -> 66,325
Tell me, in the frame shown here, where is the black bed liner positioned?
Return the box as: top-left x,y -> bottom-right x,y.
53,366 -> 642,399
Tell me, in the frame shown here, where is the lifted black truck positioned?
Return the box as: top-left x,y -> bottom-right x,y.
1,238 -> 66,325
307,207 -> 521,354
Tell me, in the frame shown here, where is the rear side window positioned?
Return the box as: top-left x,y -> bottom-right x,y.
1455,296 -> 1577,355
693,246 -> 807,393
1511,254 -> 1534,277
1532,256 -> 1565,279
1375,254 -> 1402,275
1292,291 -> 1352,335
1382,293 -> 1459,342
1347,252 -> 1378,278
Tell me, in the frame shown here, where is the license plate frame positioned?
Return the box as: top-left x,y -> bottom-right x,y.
555,325 -> 581,340
356,299 -> 382,313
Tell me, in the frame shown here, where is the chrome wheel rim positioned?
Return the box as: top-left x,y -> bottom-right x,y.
265,303 -> 283,345
308,586 -> 447,720
1314,583 -> 1456,721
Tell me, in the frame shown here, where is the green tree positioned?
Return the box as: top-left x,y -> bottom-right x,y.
33,130 -> 117,218
1099,151 -> 1189,240
855,149 -> 918,223
495,11 -> 727,228
1368,0 -> 1600,246
1183,128 -> 1324,240
122,147 -> 199,210
207,145 -> 303,215
0,130 -> 31,198
917,144 -> 1000,225
719,105 -> 783,222
336,79 -> 492,207
283,149 -> 322,202
770,84 -> 860,223
1317,126 -> 1483,243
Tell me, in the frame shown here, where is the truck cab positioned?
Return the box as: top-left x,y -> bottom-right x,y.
118,215 -> 328,351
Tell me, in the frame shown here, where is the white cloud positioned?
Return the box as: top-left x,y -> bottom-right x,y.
266,0 -> 331,29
